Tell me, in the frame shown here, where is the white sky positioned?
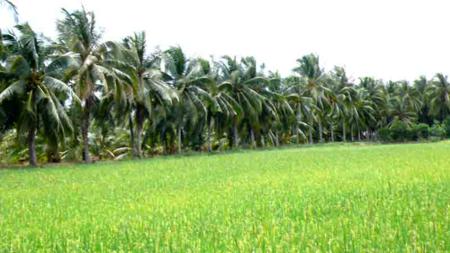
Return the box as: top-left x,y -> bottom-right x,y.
1,0 -> 450,82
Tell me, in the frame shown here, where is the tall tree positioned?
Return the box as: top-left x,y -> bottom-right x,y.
0,24 -> 76,166
162,47 -> 211,152
217,56 -> 266,148
57,8 -> 119,162
106,32 -> 177,157
293,54 -> 329,142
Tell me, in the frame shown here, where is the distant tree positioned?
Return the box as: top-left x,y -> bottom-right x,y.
427,73 -> 450,121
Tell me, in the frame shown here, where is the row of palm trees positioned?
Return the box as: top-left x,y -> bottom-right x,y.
1,7 -> 450,166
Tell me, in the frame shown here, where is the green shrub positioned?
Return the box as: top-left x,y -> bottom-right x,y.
390,121 -> 410,142
430,121 -> 446,140
378,122 -> 431,142
410,123 -> 430,140
377,128 -> 392,142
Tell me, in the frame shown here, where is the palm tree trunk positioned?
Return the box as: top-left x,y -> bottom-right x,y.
350,124 -> 354,142
250,127 -> 256,149
135,106 -> 145,158
342,122 -> 346,142
330,125 -> 334,142
46,141 -> 61,163
233,120 -> 239,148
177,127 -> 182,153
129,114 -> 137,157
81,98 -> 92,163
358,128 -> 361,141
275,131 -> 280,147
318,119 -> 323,143
28,126 -> 37,167
296,105 -> 302,144
207,119 -> 212,152
308,127 -> 313,144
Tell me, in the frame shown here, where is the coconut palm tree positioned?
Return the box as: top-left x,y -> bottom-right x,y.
161,47 -> 211,152
105,32 -> 177,157
283,75 -> 313,143
359,77 -> 387,137
388,96 -> 418,127
326,68 -> 349,142
414,76 -> 431,124
216,56 -> 267,148
0,24 -> 76,166
201,58 -> 238,151
56,8 -> 121,162
427,73 -> 450,121
293,54 -> 329,142
347,88 -> 375,141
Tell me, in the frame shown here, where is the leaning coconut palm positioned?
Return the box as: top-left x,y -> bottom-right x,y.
56,8 -> 121,162
0,24 -> 76,166
426,73 -> 450,121
161,47 -> 211,152
105,32 -> 177,157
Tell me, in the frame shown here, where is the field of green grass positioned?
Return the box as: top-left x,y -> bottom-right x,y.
0,142 -> 449,252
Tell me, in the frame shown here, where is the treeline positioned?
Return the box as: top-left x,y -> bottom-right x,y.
1,7 -> 450,166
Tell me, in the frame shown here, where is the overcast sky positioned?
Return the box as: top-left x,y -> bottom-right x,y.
1,0 -> 449,82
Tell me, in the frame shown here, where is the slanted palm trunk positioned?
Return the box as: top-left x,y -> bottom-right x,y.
135,105 -> 145,158
28,126 -> 37,167
81,96 -> 92,163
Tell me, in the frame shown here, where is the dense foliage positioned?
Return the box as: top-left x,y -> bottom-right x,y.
1,6 -> 450,166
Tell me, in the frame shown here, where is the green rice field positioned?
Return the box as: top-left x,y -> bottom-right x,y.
0,142 -> 449,252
